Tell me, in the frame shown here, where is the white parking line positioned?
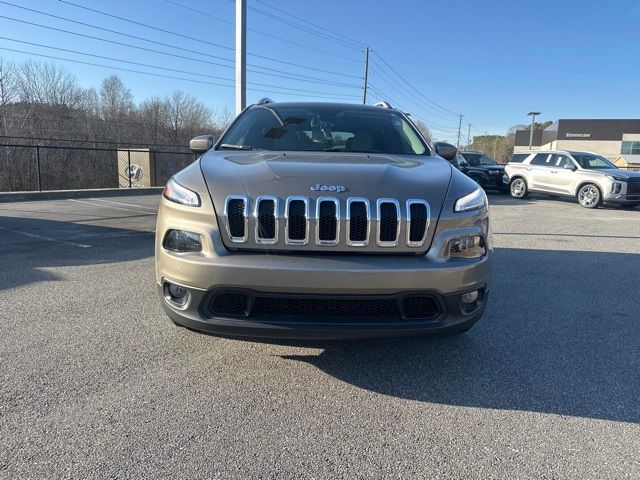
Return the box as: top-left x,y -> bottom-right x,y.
89,197 -> 158,212
0,226 -> 91,248
68,198 -> 154,214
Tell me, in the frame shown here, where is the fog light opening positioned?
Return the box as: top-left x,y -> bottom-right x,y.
164,282 -> 189,306
462,290 -> 479,304
460,288 -> 484,314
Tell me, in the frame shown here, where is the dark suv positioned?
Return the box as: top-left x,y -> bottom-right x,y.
455,151 -> 508,193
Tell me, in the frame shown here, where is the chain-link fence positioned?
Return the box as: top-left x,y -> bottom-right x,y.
0,143 -> 197,192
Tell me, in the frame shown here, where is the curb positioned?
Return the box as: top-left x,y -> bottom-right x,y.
0,187 -> 164,203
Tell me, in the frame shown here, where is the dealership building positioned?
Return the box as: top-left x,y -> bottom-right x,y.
514,119 -> 640,168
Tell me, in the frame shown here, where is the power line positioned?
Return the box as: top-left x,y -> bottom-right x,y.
253,0 -> 366,48
0,15 -> 361,86
366,84 -> 459,134
0,37 -> 361,93
246,4 -> 364,51
369,56 -> 460,123
371,50 -> 460,116
367,81 -> 459,133
0,2 -> 362,79
164,0 -> 361,63
0,47 -> 362,101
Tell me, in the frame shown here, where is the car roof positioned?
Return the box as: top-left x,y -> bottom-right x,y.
250,101 -> 397,112
514,150 -> 599,156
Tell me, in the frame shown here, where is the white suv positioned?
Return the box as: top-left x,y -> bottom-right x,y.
505,150 -> 640,209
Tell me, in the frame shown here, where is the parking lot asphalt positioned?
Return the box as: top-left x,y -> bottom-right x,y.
1,193 -> 639,479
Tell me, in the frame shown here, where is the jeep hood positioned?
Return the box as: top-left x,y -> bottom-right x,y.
200,150 -> 453,253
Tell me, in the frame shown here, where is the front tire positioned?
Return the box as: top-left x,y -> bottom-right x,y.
577,183 -> 602,209
510,177 -> 528,199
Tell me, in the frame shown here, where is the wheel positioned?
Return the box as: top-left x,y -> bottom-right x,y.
510,177 -> 528,199
577,183 -> 602,208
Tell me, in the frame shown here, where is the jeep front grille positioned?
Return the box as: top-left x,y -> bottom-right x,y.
223,195 -> 431,250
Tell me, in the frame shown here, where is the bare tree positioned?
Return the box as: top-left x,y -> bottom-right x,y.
412,120 -> 433,144
164,90 -> 213,146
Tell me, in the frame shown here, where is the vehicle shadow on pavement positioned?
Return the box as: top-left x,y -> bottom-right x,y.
0,216 -> 154,291
279,247 -> 640,424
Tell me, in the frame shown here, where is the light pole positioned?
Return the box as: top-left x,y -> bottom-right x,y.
236,0 -> 246,115
527,111 -> 541,150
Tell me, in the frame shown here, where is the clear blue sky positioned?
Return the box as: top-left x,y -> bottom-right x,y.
1,0 -> 639,142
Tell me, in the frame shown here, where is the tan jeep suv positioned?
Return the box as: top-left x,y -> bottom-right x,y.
155,100 -> 492,339
506,150 -> 640,208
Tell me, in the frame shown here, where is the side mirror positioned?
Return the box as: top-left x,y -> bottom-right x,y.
564,163 -> 577,171
190,135 -> 215,154
433,142 -> 458,161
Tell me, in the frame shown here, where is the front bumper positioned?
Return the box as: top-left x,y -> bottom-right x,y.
483,173 -> 508,189
603,193 -> 640,204
157,251 -> 491,339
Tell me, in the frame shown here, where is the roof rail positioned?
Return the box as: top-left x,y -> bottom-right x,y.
374,101 -> 393,109
256,97 -> 274,105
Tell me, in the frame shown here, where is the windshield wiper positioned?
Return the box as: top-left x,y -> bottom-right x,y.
219,144 -> 259,151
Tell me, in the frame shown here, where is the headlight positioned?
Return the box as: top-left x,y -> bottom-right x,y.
605,174 -> 626,182
163,177 -> 201,207
454,187 -> 487,212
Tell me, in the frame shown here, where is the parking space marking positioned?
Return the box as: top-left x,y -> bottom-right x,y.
0,226 -> 91,248
68,198 -> 155,215
88,197 -> 158,212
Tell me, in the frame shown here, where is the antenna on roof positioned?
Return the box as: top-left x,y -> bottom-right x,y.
257,98 -> 274,105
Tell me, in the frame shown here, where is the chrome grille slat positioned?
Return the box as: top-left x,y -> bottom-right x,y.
376,199 -> 401,247
316,197 -> 340,246
346,198 -> 370,247
222,195 -> 430,249
285,196 -> 310,245
224,195 -> 249,243
406,199 -> 430,247
255,196 -> 278,244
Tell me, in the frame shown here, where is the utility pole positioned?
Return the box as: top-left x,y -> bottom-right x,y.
467,123 -> 471,149
235,0 -> 246,115
456,114 -> 462,149
362,47 -> 369,105
527,111 -> 541,149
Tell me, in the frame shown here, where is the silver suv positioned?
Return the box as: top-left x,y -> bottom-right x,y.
505,150 -> 640,208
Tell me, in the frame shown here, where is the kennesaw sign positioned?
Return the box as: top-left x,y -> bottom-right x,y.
565,133 -> 592,138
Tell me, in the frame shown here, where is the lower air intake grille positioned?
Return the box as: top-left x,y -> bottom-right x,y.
628,181 -> 640,195
202,291 -> 442,323
209,292 -> 250,317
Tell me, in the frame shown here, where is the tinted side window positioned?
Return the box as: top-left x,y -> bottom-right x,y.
552,154 -> 572,168
510,153 -> 529,163
530,153 -> 552,166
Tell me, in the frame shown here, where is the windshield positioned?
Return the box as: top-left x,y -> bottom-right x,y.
460,152 -> 497,166
219,104 -> 428,155
571,153 -> 617,170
